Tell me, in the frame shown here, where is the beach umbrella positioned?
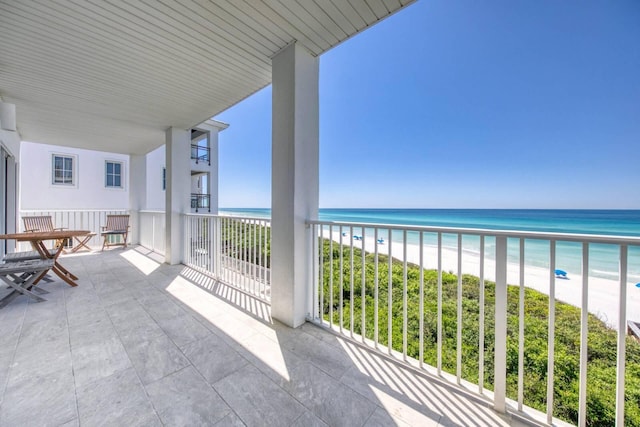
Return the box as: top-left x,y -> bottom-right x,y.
555,269 -> 567,276
636,283 -> 640,288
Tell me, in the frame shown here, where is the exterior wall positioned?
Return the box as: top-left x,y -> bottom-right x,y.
145,145 -> 165,211
191,174 -> 205,194
0,123 -> 21,258
0,129 -> 20,160
20,141 -> 129,210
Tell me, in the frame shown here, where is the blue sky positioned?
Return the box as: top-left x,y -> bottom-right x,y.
215,0 -> 640,209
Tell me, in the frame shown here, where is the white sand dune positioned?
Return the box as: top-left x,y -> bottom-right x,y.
322,230 -> 640,331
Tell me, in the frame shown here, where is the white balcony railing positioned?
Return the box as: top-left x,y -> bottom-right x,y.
307,219 -> 640,427
183,214 -> 271,301
139,210 -> 165,255
19,209 -> 129,251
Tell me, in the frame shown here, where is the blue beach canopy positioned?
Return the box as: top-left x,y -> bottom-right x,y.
555,269 -> 567,276
636,283 -> 640,288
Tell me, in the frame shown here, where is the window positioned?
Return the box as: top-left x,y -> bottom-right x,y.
105,161 -> 123,188
52,154 -> 75,185
162,167 -> 166,191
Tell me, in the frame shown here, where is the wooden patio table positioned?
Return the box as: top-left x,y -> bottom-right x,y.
0,230 -> 91,287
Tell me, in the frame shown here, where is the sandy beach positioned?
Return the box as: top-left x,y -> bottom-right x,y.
322,230 -> 640,331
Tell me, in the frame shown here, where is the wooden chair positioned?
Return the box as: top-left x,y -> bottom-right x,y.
23,215 -> 63,233
101,214 -> 130,250
23,215 -> 66,249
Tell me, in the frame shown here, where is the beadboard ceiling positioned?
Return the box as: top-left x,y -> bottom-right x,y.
0,0 -> 414,154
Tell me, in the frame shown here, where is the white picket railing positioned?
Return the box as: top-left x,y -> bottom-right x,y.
18,209 -> 129,251
138,210 -> 166,255
307,219 -> 640,427
183,214 -> 271,301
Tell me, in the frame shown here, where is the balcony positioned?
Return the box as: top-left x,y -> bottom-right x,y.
191,193 -> 211,213
0,246 -> 524,426
190,144 -> 210,165
2,210 -> 638,426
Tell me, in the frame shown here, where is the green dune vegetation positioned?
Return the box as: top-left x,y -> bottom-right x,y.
317,240 -> 640,426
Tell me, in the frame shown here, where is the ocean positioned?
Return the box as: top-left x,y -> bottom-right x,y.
219,208 -> 640,281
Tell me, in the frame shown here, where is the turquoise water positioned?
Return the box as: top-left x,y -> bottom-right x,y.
220,209 -> 640,280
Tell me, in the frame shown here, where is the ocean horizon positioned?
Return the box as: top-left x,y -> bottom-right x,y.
220,208 -> 640,280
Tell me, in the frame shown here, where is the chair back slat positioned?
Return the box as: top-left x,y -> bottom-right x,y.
105,215 -> 130,231
23,216 -> 55,232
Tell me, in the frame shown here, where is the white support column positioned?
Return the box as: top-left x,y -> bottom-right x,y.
271,42 -> 319,328
165,127 -> 190,265
129,154 -> 147,245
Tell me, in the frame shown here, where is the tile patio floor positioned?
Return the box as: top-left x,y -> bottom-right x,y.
0,247 -> 532,426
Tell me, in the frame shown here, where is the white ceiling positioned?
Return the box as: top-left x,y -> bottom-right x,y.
0,0 -> 414,155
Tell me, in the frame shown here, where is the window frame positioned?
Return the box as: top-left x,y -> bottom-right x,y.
104,160 -> 124,189
51,153 -> 77,187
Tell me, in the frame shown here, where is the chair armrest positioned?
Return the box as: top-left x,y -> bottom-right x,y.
53,227 -> 68,231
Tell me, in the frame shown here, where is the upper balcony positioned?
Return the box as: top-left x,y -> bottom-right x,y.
191,144 -> 210,166
191,193 -> 211,213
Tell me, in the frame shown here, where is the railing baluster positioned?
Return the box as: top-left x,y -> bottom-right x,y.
319,225 -> 324,324
388,227 -> 393,355
350,226 -> 354,338
616,244 -> 628,426
361,226 -> 366,343
547,240 -> 556,424
578,242 -> 589,427
457,233 -> 463,383
339,226 -> 344,334
310,224 -> 317,320
518,238 -> 525,410
419,231 -> 424,368
374,227 -> 379,347
403,229 -> 408,360
221,217 -> 226,283
437,232 -> 443,375
329,225 -> 334,328
494,235 -> 507,413
478,235 -> 485,394
258,220 -> 263,288
243,219 -> 247,292
253,220 -> 258,295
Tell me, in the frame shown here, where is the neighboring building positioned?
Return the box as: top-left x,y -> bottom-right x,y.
20,141 -> 130,211
19,119 -> 228,214
144,119 -> 228,213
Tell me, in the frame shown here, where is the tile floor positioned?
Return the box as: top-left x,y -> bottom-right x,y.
0,247 -> 533,426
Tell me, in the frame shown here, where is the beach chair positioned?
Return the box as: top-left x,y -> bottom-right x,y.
100,214 -> 130,250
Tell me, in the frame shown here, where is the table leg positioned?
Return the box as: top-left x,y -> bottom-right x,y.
33,240 -> 79,286
51,266 -> 78,287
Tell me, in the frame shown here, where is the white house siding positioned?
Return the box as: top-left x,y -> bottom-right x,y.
145,145 -> 165,211
20,141 -> 129,210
